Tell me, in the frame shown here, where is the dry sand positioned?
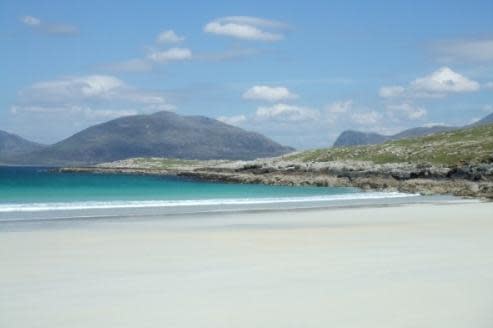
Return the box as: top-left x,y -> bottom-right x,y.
1,201 -> 493,327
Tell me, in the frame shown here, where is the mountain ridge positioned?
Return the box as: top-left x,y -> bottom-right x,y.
64,122 -> 493,199
333,112 -> 493,147
7,111 -> 294,166
0,130 -> 45,161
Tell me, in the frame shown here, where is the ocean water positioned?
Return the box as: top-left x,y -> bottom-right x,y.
0,166 -> 419,222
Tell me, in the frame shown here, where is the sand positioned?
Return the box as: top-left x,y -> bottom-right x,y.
1,201 -> 493,327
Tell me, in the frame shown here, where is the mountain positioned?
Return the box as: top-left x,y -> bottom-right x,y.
391,126 -> 457,139
293,123 -> 493,166
334,112 -> 493,148
332,130 -> 388,147
11,111 -> 294,165
0,130 -> 45,161
472,112 -> 493,126
333,125 -> 455,147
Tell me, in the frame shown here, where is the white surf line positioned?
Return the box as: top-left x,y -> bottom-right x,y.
0,192 -> 419,213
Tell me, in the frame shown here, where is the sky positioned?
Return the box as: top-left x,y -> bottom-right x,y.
1,0 -> 493,149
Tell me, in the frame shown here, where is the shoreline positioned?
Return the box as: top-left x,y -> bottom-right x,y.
0,193 -> 468,226
60,158 -> 493,199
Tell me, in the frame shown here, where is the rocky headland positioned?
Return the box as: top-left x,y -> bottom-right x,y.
61,123 -> 493,199
60,156 -> 493,199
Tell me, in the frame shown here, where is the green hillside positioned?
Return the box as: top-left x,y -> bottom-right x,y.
288,123 -> 493,166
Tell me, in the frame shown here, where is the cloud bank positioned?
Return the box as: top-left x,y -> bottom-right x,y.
148,48 -> 192,63
433,39 -> 493,62
20,15 -> 78,36
204,16 -> 287,41
243,85 -> 297,102
379,67 -> 480,99
10,75 -> 174,142
156,30 -> 185,44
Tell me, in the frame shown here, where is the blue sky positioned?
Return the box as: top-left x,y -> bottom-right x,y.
1,0 -> 493,148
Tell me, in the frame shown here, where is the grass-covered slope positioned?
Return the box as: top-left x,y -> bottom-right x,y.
288,123 -> 493,166
332,111 -> 493,148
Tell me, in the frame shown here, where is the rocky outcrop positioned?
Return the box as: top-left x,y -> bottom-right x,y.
61,158 -> 493,199
59,122 -> 493,199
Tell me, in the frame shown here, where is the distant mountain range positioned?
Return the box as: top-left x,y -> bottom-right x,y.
472,112 -> 493,126
333,112 -> 493,147
1,111 -> 294,166
3,110 -> 492,166
0,130 -> 45,161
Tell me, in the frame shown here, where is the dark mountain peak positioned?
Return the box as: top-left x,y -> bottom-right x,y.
10,111 -> 294,166
0,130 -> 46,161
333,125 -> 457,148
333,130 -> 389,147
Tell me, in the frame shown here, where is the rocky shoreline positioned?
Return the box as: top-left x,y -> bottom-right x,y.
60,157 -> 493,199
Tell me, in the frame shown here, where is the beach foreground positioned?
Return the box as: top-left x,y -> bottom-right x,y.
1,202 -> 493,327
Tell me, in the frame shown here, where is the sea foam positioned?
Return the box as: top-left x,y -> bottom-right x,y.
0,192 -> 418,213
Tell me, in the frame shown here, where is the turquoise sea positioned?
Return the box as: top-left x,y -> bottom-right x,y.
0,166 -> 418,222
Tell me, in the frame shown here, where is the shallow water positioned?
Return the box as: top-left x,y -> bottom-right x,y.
0,166 -> 422,222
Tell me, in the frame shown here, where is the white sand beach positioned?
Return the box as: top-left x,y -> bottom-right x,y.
1,201 -> 493,328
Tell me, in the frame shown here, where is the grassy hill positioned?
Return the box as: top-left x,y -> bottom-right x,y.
287,123 -> 493,166
332,111 -> 493,148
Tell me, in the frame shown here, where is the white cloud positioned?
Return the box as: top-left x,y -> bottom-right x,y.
156,30 -> 185,44
10,105 -> 139,120
10,75 -> 175,142
379,67 -> 480,99
217,114 -> 247,126
218,16 -> 287,28
324,100 -> 421,128
411,67 -> 480,94
15,75 -> 173,113
24,75 -> 124,101
148,47 -> 192,63
386,103 -> 427,120
379,85 -> 405,98
20,15 -> 78,36
106,47 -> 191,73
350,111 -> 382,125
434,39 -> 493,62
204,16 -> 286,41
21,15 -> 40,26
255,103 -> 319,122
204,22 -> 281,41
243,85 -> 297,102
20,75 -> 123,102
326,100 -> 353,113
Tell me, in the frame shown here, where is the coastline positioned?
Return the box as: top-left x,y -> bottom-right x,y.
2,201 -> 493,327
60,157 -> 493,199
0,192 -> 461,225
